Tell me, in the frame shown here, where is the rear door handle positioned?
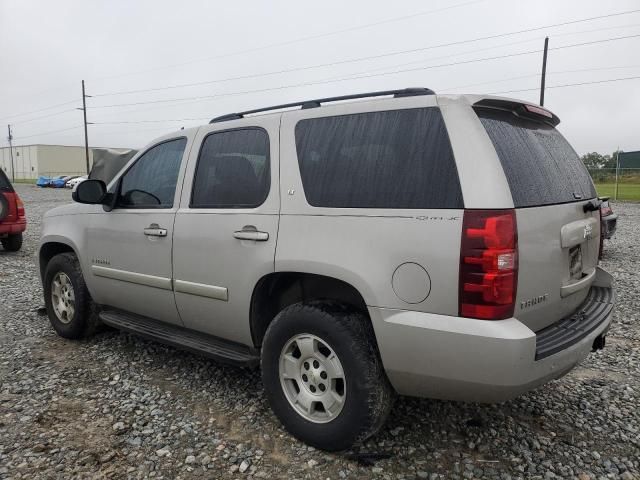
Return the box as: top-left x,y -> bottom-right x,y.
233,226 -> 269,241
144,223 -> 167,237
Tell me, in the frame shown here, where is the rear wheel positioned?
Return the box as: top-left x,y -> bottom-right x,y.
261,302 -> 394,451
1,233 -> 23,252
44,253 -> 99,339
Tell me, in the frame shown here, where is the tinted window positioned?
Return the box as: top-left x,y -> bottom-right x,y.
118,138 -> 186,208
0,169 -> 12,192
295,108 -> 462,209
476,108 -> 596,207
191,128 -> 270,208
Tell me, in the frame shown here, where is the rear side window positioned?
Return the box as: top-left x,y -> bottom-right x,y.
0,169 -> 12,192
476,108 -> 596,207
295,108 -> 463,209
191,128 -> 270,208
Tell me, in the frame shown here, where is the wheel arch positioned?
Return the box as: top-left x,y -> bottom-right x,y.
39,238 -> 80,283
249,271 -> 369,348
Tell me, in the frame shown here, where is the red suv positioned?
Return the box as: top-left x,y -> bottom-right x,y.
0,170 -> 26,251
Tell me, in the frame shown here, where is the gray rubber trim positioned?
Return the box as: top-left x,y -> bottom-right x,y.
535,285 -> 614,360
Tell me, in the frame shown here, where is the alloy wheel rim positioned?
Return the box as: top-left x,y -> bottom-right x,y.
51,272 -> 75,324
279,333 -> 346,423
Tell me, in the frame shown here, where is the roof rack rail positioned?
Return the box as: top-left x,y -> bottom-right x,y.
209,87 -> 435,123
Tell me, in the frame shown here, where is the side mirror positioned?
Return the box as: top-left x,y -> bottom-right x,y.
72,179 -> 107,204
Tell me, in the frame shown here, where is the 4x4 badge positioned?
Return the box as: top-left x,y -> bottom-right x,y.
583,224 -> 593,240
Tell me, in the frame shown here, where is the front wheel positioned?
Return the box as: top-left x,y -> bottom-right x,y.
261,302 -> 394,451
43,253 -> 99,339
1,233 -> 23,252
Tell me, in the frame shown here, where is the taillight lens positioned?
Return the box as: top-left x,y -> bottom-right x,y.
459,209 -> 518,320
16,195 -> 25,218
600,202 -> 612,217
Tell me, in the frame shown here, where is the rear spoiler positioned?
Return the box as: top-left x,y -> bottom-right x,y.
473,98 -> 560,127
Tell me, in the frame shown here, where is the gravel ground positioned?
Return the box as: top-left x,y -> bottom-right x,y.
1,184 -> 638,480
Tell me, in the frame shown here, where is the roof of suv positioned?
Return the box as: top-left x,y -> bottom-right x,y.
151,88 -> 560,146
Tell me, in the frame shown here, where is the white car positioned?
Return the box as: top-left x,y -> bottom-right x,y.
65,176 -> 87,189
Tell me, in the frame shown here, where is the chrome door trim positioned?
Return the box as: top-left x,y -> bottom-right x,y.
91,265 -> 172,290
143,224 -> 168,237
174,279 -> 228,301
233,230 -> 269,241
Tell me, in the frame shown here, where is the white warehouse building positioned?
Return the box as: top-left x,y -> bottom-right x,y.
0,144 -> 131,180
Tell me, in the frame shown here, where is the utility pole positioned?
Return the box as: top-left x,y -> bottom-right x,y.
7,125 -> 15,182
539,37 -> 549,106
614,148 -> 620,201
80,80 -> 91,175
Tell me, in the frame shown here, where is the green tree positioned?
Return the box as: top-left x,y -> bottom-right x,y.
580,152 -> 606,169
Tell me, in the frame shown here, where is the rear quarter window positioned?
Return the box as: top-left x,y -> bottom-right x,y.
476,108 -> 596,207
0,169 -> 13,192
294,107 -> 463,209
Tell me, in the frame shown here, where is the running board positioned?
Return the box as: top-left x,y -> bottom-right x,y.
99,310 -> 259,367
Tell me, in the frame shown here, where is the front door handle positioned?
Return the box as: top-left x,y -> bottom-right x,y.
233,226 -> 269,241
144,223 -> 167,237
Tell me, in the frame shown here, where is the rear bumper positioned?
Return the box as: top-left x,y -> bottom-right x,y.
601,213 -> 617,239
370,267 -> 614,402
0,220 -> 26,236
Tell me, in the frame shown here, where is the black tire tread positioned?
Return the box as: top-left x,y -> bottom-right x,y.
1,233 -> 23,252
44,252 -> 100,339
261,301 -> 394,450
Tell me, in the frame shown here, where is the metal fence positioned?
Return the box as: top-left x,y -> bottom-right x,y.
587,168 -> 640,201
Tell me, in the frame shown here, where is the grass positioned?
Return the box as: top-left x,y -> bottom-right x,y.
13,178 -> 37,184
594,183 -> 640,202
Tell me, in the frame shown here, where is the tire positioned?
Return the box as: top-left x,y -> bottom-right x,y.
1,233 -> 23,252
261,302 -> 394,451
43,252 -> 100,339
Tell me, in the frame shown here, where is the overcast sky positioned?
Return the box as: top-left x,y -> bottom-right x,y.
1,0 -> 639,154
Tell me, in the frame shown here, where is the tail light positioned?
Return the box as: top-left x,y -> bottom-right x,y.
16,195 -> 25,218
600,201 -> 612,217
459,209 -> 518,320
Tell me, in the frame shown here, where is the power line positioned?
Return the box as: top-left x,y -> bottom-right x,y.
488,75 -> 640,95
13,125 -> 82,140
89,33 -> 640,110
89,49 -> 543,109
359,22 -> 640,80
91,118 -> 208,125
93,7 -> 640,98
441,63 -> 640,92
94,35 -> 543,98
10,108 -> 78,126
93,125 -> 188,134
0,99 -> 77,122
88,0 -> 488,83
89,64 -> 640,125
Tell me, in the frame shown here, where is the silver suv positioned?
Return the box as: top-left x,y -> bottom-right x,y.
39,88 -> 615,451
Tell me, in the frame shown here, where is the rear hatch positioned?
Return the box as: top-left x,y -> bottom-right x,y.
475,100 -> 600,332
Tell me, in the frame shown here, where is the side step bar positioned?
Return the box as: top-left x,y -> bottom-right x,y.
99,310 -> 260,367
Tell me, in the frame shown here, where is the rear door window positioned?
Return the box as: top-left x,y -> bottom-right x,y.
476,108 -> 596,207
191,128 -> 270,208
294,108 -> 463,209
